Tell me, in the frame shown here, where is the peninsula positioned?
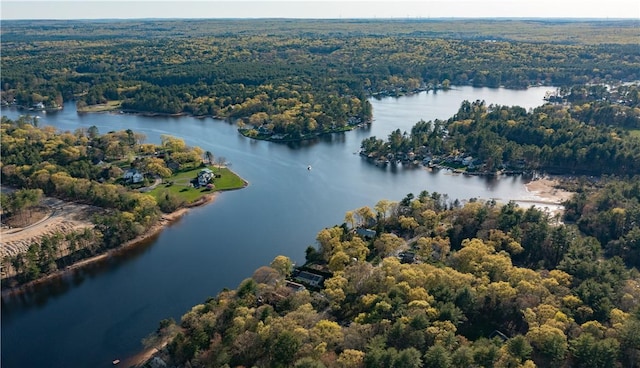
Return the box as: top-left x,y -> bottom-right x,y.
0,117 -> 247,289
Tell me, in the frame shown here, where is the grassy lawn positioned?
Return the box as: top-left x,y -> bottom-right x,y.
628,129 -> 640,138
77,100 -> 122,113
148,166 -> 246,204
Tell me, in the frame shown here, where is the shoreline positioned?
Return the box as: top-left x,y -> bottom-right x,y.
1,193 -> 217,297
523,175 -> 574,204
518,175 -> 574,216
119,339 -> 170,368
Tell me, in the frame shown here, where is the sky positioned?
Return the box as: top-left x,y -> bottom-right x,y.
1,0 -> 639,20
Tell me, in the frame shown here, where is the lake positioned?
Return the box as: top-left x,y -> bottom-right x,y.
1,86 -> 551,367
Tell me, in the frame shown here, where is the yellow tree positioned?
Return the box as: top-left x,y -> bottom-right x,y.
270,255 -> 293,277
374,233 -> 404,258
374,199 -> 396,223
337,349 -> 365,368
344,211 -> 356,229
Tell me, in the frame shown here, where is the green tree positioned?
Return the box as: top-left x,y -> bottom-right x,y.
570,334 -> 620,368
271,330 -> 301,368
424,344 -> 451,368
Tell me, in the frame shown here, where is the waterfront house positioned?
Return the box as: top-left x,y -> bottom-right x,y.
258,125 -> 273,135
356,228 -> 377,239
197,168 -> 214,187
294,271 -> 324,288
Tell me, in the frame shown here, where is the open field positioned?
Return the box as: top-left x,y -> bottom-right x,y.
76,100 -> 122,113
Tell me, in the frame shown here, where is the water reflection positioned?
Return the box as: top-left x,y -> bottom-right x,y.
1,231 -> 161,316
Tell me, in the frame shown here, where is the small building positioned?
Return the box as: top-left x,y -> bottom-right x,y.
294,271 -> 324,288
356,228 -> 376,239
398,251 -> 416,264
123,168 -> 144,184
285,280 -> 306,292
489,330 -> 509,342
258,125 -> 273,135
197,168 -> 214,187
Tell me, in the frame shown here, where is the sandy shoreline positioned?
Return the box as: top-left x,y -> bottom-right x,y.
1,193 -> 217,296
523,176 -> 573,204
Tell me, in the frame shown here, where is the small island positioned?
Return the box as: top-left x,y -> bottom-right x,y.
0,116 -> 247,289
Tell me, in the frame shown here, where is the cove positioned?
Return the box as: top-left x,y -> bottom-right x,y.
1,86 -> 551,367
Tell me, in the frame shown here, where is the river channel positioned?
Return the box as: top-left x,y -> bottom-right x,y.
1,86 -> 551,367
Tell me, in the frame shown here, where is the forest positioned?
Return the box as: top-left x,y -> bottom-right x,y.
0,116 -> 234,285
147,176 -> 640,368
2,19 -> 639,140
360,83 -> 640,175
2,18 -> 640,366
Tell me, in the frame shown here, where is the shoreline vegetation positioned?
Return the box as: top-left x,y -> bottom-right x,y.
0,202 -> 193,297
121,175 -> 575,368
134,176 -> 640,368
3,19 -> 637,152
0,116 -> 249,292
0,172 -> 250,296
2,18 -> 639,367
0,174 -> 566,297
359,84 -> 640,178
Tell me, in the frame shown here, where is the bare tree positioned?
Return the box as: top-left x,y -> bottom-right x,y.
205,151 -> 214,165
215,156 -> 226,172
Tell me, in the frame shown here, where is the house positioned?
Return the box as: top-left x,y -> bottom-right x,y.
294,271 -> 324,288
398,251 -> 416,264
197,168 -> 214,187
489,330 -> 509,342
356,228 -> 377,239
123,168 -> 144,184
258,125 -> 273,135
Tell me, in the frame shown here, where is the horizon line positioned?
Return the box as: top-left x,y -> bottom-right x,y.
3,16 -> 639,21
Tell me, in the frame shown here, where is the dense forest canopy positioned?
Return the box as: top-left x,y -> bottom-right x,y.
2,19 -> 639,139
360,84 -> 640,175
151,178 -> 640,367
3,18 -> 640,366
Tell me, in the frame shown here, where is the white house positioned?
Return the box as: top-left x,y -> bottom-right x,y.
197,168 -> 214,187
123,168 -> 144,184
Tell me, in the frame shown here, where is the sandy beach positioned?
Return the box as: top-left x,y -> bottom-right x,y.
523,176 -> 573,204
516,176 -> 574,217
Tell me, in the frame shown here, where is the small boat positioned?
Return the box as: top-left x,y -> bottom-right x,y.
112,359 -> 120,365
307,165 -> 312,170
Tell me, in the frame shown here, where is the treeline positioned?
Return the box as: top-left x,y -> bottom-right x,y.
360,85 -> 640,175
0,116 -> 211,284
2,19 -> 639,138
564,178 -> 640,269
5,228 -> 100,284
151,183 -> 640,368
3,19 -> 639,44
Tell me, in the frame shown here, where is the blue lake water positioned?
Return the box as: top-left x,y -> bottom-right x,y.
1,86 -> 551,367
